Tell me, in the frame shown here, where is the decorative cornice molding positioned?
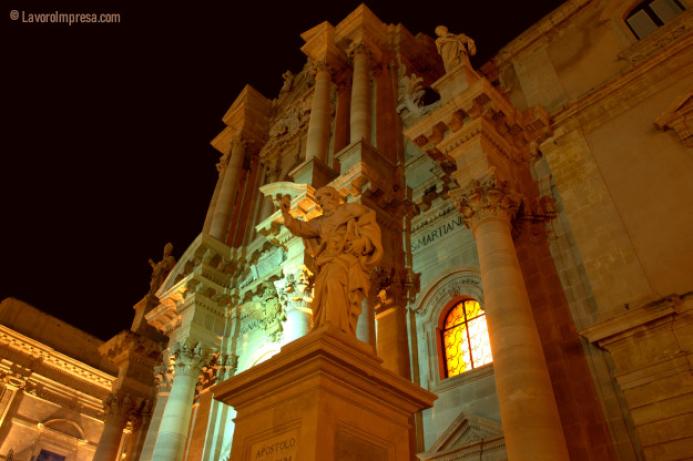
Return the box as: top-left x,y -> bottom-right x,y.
489,0 -> 591,67
0,326 -> 114,390
655,92 -> 693,148
581,293 -> 691,345
550,29 -> 693,134
99,331 -> 162,364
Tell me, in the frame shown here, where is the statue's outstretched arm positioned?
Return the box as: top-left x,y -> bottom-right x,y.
278,194 -> 320,238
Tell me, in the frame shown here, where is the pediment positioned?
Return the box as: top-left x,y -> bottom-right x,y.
419,412 -> 505,461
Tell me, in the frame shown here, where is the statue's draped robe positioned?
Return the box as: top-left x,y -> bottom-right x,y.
435,34 -> 473,72
284,204 -> 383,334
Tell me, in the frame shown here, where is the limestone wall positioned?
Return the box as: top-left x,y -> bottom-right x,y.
494,1 -> 693,459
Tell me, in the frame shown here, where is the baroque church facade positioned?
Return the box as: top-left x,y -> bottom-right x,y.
2,0 -> 692,460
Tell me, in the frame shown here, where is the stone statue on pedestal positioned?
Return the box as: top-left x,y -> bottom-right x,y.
434,25 -> 477,72
148,242 -> 175,295
278,186 -> 383,336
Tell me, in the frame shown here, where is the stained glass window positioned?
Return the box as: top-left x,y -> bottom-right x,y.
441,299 -> 493,378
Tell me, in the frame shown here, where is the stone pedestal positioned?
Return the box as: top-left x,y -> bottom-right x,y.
430,63 -> 480,102
213,324 -> 436,461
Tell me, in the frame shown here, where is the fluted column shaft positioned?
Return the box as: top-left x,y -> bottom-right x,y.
455,178 -> 569,461
210,138 -> 245,241
350,45 -> 371,144
306,63 -> 332,163
93,394 -> 131,461
150,344 -> 206,461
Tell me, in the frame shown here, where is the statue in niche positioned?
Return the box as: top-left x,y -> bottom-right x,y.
278,187 -> 383,336
434,25 -> 477,72
148,242 -> 176,295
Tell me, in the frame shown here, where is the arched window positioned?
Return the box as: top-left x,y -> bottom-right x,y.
626,0 -> 686,39
441,299 -> 493,378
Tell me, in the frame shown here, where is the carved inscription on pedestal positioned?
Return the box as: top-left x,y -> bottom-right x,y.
250,429 -> 298,461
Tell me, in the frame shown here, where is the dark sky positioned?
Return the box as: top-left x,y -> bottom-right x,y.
2,0 -> 563,340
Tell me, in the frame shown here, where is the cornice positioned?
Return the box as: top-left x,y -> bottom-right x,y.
0,325 -> 115,390
550,21 -> 693,134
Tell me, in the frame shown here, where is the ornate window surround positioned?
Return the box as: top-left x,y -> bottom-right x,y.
414,269 -> 493,391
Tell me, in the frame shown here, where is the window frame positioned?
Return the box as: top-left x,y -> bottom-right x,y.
624,0 -> 686,39
437,297 -> 492,380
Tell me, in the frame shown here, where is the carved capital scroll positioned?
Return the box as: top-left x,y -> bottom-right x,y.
449,174 -> 522,231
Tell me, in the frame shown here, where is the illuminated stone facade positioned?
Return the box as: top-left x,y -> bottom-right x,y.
3,1 -> 692,460
0,294 -> 164,461
142,2 -> 693,460
0,298 -> 116,460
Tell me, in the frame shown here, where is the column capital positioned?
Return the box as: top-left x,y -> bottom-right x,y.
276,265 -> 314,312
103,391 -> 137,418
153,353 -> 174,393
171,341 -> 210,378
306,59 -> 333,77
347,42 -> 372,62
218,353 -> 239,380
450,174 -> 522,231
216,134 -> 248,173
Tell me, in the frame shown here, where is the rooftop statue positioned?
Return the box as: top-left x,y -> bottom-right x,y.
278,187 -> 383,336
148,242 -> 175,295
434,25 -> 477,72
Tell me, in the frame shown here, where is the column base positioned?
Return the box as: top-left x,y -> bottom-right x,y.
290,157 -> 338,188
213,324 -> 436,461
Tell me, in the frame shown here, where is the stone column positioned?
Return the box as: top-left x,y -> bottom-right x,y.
150,342 -> 207,461
306,61 -> 332,163
209,137 -> 246,241
453,176 -> 569,461
139,387 -> 169,460
277,267 -> 314,345
128,400 -> 152,461
259,167 -> 279,221
356,300 -> 376,348
349,44 -> 371,144
93,393 -> 132,461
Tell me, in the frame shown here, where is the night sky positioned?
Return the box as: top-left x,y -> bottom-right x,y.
2,0 -> 563,340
